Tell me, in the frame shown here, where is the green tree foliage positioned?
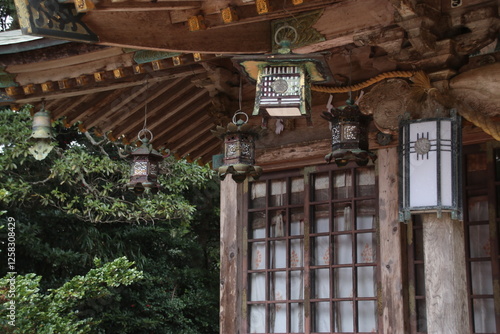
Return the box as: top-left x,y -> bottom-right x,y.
0,257 -> 143,333
0,106 -> 220,333
0,0 -> 17,31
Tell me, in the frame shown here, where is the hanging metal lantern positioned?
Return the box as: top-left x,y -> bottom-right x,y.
127,129 -> 163,195
232,25 -> 333,118
212,111 -> 265,183
28,107 -> 55,160
399,110 -> 462,222
321,99 -> 377,167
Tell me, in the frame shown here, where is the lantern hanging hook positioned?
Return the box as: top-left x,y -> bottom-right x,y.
231,75 -> 249,125
137,128 -> 154,143
274,24 -> 298,50
142,80 -> 149,131
232,110 -> 249,125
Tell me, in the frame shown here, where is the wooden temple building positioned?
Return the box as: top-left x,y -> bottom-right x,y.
0,0 -> 499,333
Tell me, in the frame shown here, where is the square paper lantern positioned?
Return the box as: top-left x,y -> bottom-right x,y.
233,51 -> 332,119
254,64 -> 309,117
399,110 -> 462,222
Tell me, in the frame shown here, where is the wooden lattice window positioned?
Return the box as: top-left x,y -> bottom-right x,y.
407,216 -> 427,334
245,165 -> 379,334
464,144 -> 500,333
407,143 -> 500,334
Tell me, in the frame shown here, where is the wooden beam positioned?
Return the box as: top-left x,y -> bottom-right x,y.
166,113 -> 213,151
219,178 -> 244,334
97,79 -> 181,133
68,88 -> 130,125
9,67 -> 206,105
109,77 -> 194,136
138,86 -> 208,140
151,94 -> 212,142
117,81 -> 200,137
51,94 -> 96,121
169,113 -> 216,154
378,147 -> 407,333
187,135 -> 220,161
83,80 -> 153,130
294,0 -> 395,53
83,11 -> 271,54
5,47 -> 126,74
422,213 -> 470,333
96,0 -> 202,11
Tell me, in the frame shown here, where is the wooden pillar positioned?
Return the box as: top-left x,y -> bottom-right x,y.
422,213 -> 470,334
219,179 -> 244,334
378,147 -> 407,333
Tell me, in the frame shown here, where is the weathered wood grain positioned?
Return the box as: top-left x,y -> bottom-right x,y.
378,147 -> 407,333
219,179 -> 244,334
422,213 -> 469,334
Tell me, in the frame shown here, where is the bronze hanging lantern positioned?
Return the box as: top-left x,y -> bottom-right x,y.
28,106 -> 55,160
212,111 -> 265,183
321,99 -> 377,166
127,129 -> 163,195
233,25 -> 333,119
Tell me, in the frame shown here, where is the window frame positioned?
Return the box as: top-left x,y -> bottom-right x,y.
242,163 -> 380,334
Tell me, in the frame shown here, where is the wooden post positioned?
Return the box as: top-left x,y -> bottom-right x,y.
422,213 -> 470,334
219,179 -> 244,334
378,147 -> 407,333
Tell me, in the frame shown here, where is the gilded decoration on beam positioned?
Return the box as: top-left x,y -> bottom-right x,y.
58,80 -> 70,89
172,56 -> 183,66
193,53 -> 202,62
113,68 -> 125,79
23,84 -> 35,95
133,65 -> 145,74
5,87 -> 20,96
74,0 -> 95,13
221,7 -> 238,23
41,81 -> 55,92
13,0 -> 98,42
94,72 -> 105,82
256,0 -> 270,14
271,10 -> 325,53
188,15 -> 206,31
